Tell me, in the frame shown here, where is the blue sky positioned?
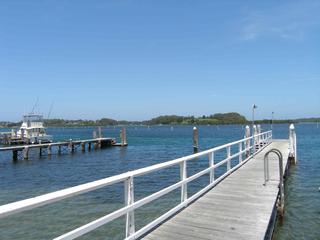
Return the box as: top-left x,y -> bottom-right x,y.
0,0 -> 319,121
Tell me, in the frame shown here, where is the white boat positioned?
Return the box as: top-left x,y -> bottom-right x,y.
16,113 -> 52,144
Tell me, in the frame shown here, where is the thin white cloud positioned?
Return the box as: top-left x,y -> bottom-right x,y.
240,0 -> 320,41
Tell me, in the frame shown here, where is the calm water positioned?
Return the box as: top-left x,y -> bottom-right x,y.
0,124 -> 319,239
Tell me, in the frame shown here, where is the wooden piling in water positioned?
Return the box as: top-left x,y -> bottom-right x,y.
253,125 -> 258,152
245,125 -> 250,158
81,142 -> 85,152
23,147 -> 29,160
98,127 -> 102,138
257,124 -> 261,146
193,127 -> 199,153
69,140 -> 75,153
12,150 -> 18,161
120,128 -> 127,146
48,144 -> 52,155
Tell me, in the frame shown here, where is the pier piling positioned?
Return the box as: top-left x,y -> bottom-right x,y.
253,125 -> 258,152
245,125 -> 251,157
12,150 -> 18,161
98,127 -> 102,138
120,128 -> 127,147
58,146 -> 61,154
81,142 -> 85,152
48,144 -> 52,155
193,127 -> 199,153
23,147 -> 29,160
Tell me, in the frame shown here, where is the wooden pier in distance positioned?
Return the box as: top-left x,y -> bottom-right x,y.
0,128 -> 128,161
0,138 -> 112,161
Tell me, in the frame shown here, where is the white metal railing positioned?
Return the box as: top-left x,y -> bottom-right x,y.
0,129 -> 272,240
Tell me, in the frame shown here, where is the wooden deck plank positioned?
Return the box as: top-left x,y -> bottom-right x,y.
142,140 -> 290,240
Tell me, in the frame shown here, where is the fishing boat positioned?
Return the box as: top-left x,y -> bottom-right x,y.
15,113 -> 52,144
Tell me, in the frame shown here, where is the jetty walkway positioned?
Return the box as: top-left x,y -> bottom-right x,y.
143,140 -> 291,240
0,125 -> 297,240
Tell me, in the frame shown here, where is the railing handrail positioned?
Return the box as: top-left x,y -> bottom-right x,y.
263,148 -> 285,216
0,129 -> 272,240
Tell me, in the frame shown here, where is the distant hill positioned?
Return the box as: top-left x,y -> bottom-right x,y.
144,112 -> 247,125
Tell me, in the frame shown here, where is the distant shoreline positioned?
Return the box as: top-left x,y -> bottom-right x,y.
1,112 -> 319,128
1,116 -> 319,128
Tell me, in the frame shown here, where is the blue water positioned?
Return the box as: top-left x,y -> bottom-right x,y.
0,124 -> 319,239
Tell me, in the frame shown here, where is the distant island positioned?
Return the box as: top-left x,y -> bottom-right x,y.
0,112 -> 319,128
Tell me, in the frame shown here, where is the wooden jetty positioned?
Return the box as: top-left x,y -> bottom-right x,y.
0,128 -> 128,161
0,125 -> 297,240
143,140 -> 292,240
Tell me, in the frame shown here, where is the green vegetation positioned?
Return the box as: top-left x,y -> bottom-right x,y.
144,112 -> 246,125
1,113 -> 319,127
44,118 -> 118,126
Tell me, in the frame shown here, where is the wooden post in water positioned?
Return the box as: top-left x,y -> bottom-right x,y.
253,125 -> 257,153
69,139 -> 74,153
39,148 -> 42,157
257,124 -> 261,147
81,142 -> 85,152
58,145 -> 61,154
98,127 -> 102,138
245,125 -> 250,158
193,127 -> 199,153
12,150 -> 18,161
120,128 -> 127,146
23,147 -> 29,160
48,144 -> 52,155
88,142 -> 92,151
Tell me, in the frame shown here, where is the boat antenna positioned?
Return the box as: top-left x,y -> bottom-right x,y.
31,97 -> 39,114
47,101 -> 54,119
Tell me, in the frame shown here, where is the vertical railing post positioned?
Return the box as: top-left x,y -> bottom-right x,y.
245,125 -> 250,158
209,152 -> 215,183
227,146 -> 231,171
238,142 -> 242,164
180,161 -> 187,203
125,176 -> 135,237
